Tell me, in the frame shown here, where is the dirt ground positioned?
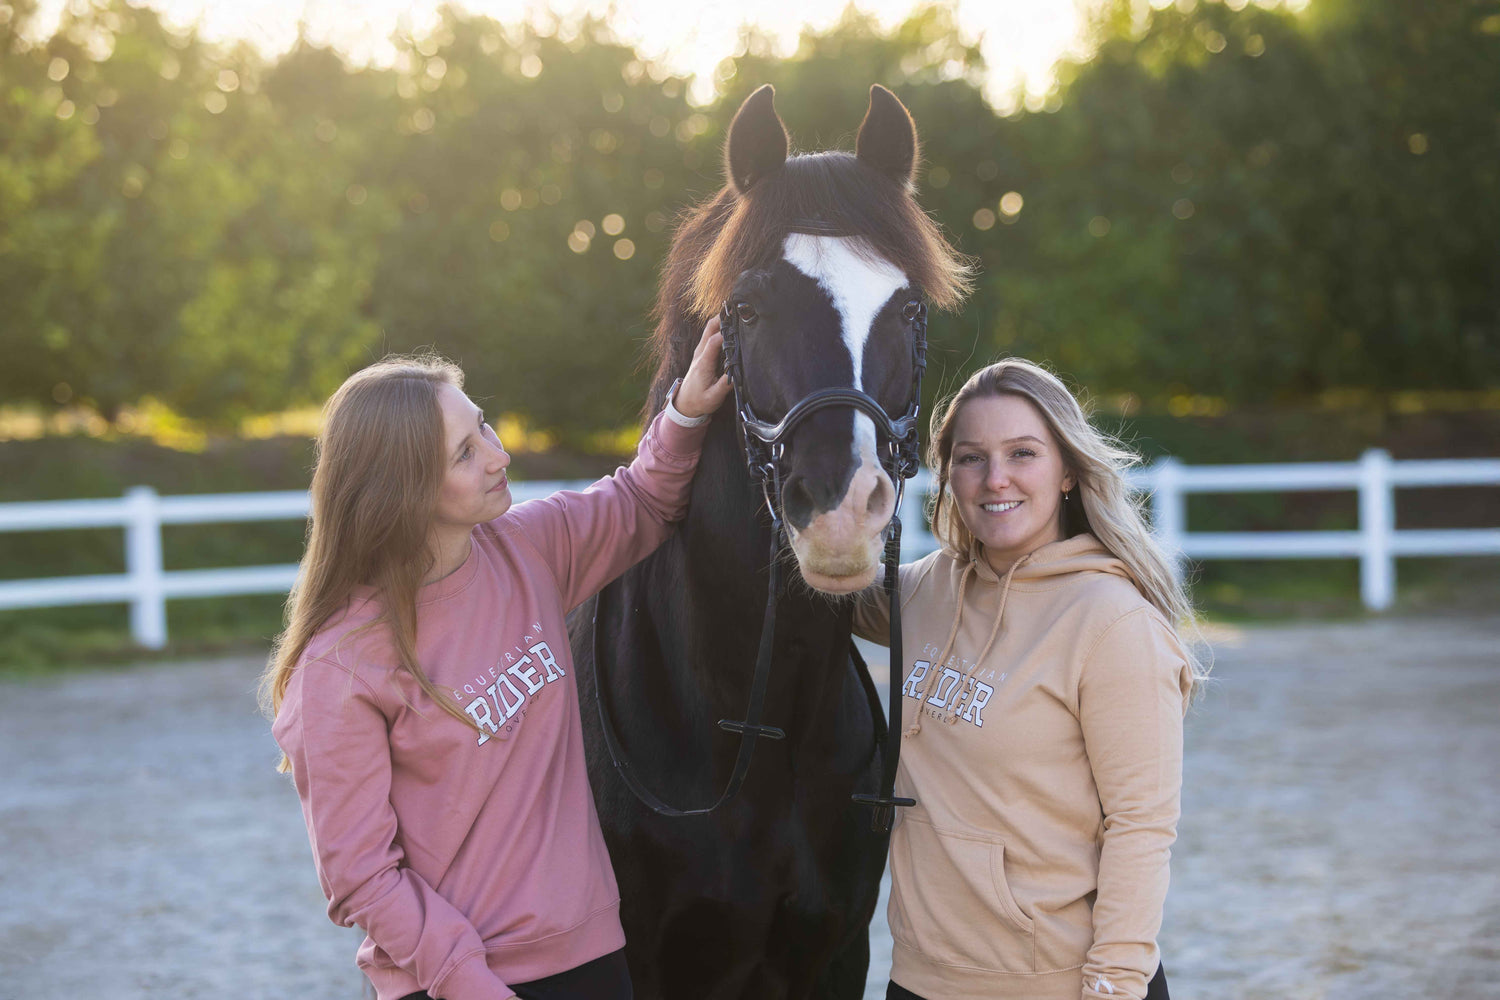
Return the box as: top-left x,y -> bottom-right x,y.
1,616 -> 1497,999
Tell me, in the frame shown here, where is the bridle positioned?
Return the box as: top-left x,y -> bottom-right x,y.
593,256 -> 927,833
721,295 -> 928,521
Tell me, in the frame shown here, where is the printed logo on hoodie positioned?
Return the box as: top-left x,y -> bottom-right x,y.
901,652 -> 1000,728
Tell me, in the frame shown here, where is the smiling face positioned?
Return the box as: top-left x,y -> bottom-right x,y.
947,393 -> 1076,575
430,382 -> 511,539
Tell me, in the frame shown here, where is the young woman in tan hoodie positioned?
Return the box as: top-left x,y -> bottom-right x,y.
855,359 -> 1204,1000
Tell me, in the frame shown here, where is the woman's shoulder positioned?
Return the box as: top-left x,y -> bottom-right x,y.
298,600 -> 397,684
1069,571 -> 1157,620
1072,588 -> 1190,693
897,547 -> 966,603
1063,574 -> 1179,655
1027,556 -> 1179,668
903,546 -> 952,580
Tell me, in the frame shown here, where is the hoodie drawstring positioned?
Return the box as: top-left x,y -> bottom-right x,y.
904,551 -> 1028,736
903,559 -> 972,738
946,556 -> 1023,725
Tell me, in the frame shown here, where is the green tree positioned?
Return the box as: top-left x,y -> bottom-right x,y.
978,0 -> 1500,401
0,0 -> 109,410
364,11 -> 708,437
5,0 -> 1496,437
163,38 -> 396,420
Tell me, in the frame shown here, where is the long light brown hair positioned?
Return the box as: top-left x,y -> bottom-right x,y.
927,359 -> 1208,685
260,354 -> 481,770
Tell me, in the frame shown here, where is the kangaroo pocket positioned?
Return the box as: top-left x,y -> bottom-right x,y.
888,815 -> 1036,973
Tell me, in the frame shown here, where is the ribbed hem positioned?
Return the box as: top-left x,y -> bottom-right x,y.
365,952 -> 511,1000
892,941 -> 1083,1000
479,901 -> 626,983
363,902 -> 625,1000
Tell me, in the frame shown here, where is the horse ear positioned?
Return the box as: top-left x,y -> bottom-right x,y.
725,84 -> 789,193
855,84 -> 918,186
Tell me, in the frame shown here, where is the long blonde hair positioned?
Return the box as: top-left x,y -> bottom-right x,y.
260,354 -> 481,770
927,358 -> 1207,684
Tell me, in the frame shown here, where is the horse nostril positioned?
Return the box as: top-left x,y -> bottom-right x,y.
781,475 -> 818,531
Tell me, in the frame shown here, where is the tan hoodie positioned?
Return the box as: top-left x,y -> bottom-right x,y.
855,533 -> 1192,1000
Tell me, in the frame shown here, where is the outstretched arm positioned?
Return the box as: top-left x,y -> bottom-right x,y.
507,317 -> 731,610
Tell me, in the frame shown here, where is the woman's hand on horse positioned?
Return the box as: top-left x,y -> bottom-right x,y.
674,316 -> 733,419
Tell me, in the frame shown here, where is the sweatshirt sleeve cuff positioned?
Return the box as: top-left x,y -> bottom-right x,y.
1082,972 -> 1147,1000
648,404 -> 709,461
433,951 -> 515,1000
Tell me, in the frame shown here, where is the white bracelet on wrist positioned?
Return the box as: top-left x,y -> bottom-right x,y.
665,377 -> 710,427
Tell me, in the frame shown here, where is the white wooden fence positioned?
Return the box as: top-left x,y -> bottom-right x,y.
0,480 -> 586,650
2,450 -> 1497,649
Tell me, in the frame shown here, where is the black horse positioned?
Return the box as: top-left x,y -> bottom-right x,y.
570,84 -> 969,1000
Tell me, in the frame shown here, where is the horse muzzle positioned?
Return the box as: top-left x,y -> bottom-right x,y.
784,450 -> 896,594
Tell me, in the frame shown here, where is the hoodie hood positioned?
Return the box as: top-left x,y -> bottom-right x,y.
968,532 -> 1136,589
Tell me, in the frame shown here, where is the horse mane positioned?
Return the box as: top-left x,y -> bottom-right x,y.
644,151 -> 973,418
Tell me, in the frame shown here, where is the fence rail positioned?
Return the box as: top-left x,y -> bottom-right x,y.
2,450 -> 1497,649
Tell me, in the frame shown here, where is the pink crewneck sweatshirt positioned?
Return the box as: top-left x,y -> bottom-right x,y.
272,411 -> 706,1000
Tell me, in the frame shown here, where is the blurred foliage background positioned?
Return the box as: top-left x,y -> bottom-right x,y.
5,0 -> 1497,435
2,0 -> 1498,662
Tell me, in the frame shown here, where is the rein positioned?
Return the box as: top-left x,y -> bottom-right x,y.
592,285 -> 927,833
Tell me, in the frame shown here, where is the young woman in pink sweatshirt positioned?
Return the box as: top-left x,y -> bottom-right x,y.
856,359 -> 1206,1000
261,322 -> 729,1000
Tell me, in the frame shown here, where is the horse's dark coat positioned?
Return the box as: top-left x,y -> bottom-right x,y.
568,85 -> 969,1000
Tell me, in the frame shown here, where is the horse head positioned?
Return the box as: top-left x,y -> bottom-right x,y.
653,84 -> 969,595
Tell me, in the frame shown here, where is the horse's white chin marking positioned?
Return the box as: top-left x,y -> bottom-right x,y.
786,448 -> 894,594
780,234 -> 906,593
796,562 -> 881,596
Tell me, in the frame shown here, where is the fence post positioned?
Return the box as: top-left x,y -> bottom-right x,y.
1150,458 -> 1186,583
1359,449 -> 1395,611
125,486 -> 167,648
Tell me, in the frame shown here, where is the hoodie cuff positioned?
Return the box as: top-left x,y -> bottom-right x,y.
1083,975 -> 1145,1000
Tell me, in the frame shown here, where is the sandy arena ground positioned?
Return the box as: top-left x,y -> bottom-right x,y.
1,616 -> 1497,999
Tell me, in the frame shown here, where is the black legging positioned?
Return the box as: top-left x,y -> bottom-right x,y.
887,961 -> 1170,999
398,948 -> 631,1000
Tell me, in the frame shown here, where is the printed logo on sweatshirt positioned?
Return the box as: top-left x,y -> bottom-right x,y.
901,646 -> 1004,728
454,624 -> 566,746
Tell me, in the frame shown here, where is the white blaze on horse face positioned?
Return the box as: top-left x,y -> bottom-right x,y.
780,233 -> 907,593
781,233 -> 908,460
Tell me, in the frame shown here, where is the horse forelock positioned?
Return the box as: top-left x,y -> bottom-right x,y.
645,150 -> 972,419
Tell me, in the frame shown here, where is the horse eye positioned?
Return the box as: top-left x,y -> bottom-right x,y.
736,301 -> 758,325
902,300 -> 922,322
